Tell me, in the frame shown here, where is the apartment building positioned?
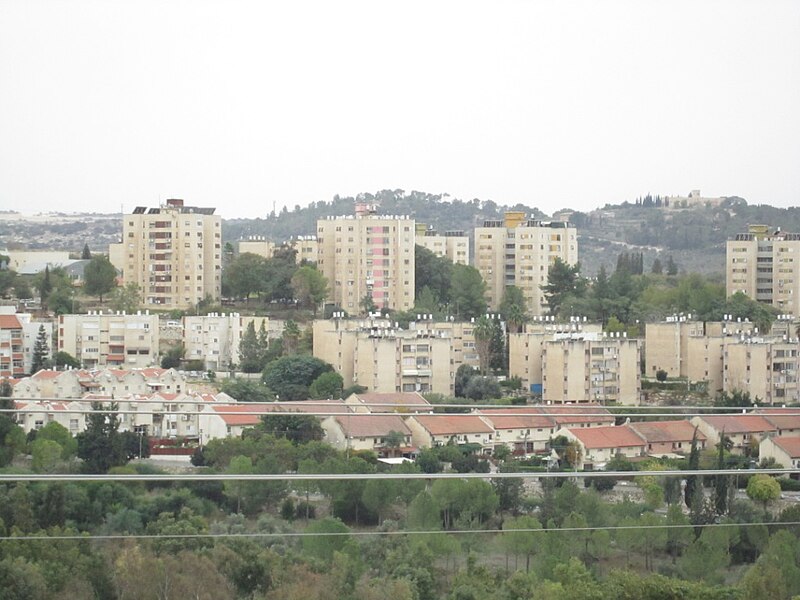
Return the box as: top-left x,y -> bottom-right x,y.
723,336 -> 800,404
509,319 -> 603,392
58,311 -> 159,369
237,237 -> 276,259
727,224 -> 800,316
316,204 -> 415,311
313,317 -> 481,395
474,212 -> 577,313
183,313 -> 270,370
541,333 -> 641,405
0,314 -> 24,378
290,235 -> 318,264
111,199 -> 222,309
415,225 -> 469,265
12,367 -> 187,399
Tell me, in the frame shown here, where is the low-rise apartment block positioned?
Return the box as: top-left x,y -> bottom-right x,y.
13,367 -> 186,399
58,311 -> 159,369
313,317 -> 481,395
183,313 -> 270,370
0,313 -> 25,378
541,333 -> 641,405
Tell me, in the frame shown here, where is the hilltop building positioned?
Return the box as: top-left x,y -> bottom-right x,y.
316,203 -> 414,311
474,212 -> 577,313
110,199 -> 222,309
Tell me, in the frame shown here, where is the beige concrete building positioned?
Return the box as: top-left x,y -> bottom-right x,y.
542,333 -> 641,405
183,313 -> 270,371
111,199 -> 222,309
644,318 -> 757,395
475,213 -> 578,313
58,311 -> 159,369
317,204 -> 414,311
759,436 -> 800,469
237,237 -> 276,259
723,337 -> 800,404
291,235 -> 318,264
416,225 -> 470,265
321,414 -> 413,456
553,424 -> 647,469
727,224 -> 800,316
313,317 -> 481,395
0,313 -> 25,378
509,319 -> 603,392
690,414 -> 776,455
406,414 -> 495,452
662,189 -> 724,210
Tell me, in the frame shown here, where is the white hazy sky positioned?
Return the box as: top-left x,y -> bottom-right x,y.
1,1 -> 799,219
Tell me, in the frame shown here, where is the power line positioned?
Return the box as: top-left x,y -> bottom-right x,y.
2,520 -> 797,542
0,468 -> 791,483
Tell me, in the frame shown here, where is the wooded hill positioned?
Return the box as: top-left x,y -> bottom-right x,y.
222,189 -> 800,278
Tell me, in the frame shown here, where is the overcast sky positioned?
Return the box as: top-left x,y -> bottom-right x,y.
1,1 -> 799,219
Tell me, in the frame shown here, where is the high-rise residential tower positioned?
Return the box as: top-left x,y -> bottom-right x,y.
112,199 -> 222,309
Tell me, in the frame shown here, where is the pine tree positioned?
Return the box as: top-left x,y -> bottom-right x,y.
685,427 -> 700,509
666,255 -> 678,276
651,258 -> 663,275
81,243 -> 91,259
238,321 -> 262,373
31,324 -> 49,374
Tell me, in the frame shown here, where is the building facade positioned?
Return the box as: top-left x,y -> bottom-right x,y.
112,199 -> 222,309
183,313 -> 270,371
415,225 -> 470,265
316,204 -> 415,311
58,311 -> 159,369
727,224 -> 800,316
474,213 -> 577,313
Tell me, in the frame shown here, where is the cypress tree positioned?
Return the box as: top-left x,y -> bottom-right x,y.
31,324 -> 49,374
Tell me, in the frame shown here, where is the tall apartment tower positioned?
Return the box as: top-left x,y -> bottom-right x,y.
316,203 -> 415,311
475,213 -> 578,314
727,224 -> 800,316
116,199 -> 222,309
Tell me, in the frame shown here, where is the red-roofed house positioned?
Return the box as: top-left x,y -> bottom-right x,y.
345,392 -> 431,414
0,314 -> 24,378
691,415 -> 777,454
760,436 -> 800,470
199,401 -> 347,441
538,404 -> 616,429
477,408 -> 556,454
759,409 -> 800,437
14,400 -> 90,435
406,414 -> 494,451
322,415 -> 413,456
629,420 -> 706,455
555,424 -> 647,469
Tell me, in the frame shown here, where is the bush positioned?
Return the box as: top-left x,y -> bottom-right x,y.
779,478 -> 800,492
655,369 -> 668,382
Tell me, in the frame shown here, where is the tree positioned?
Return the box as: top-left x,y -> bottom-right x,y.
291,266 -> 328,314
684,427 -> 700,509
415,245 -> 454,304
50,351 -> 80,369
239,321 -> 268,373
30,324 -> 49,374
219,377 -> 274,403
454,364 -> 477,398
75,403 -> 129,473
281,320 -> 301,356
666,255 -> 678,276
747,474 -> 781,517
161,344 -> 184,369
83,255 -> 117,301
651,257 -> 663,275
449,264 -> 487,319
499,286 -> 529,333
464,376 -> 502,400
35,421 -> 78,458
502,516 -> 542,572
360,293 -> 378,315
262,356 -> 334,401
81,243 -> 91,260
37,265 -> 52,304
260,413 -> 324,444
309,371 -> 344,399
109,282 -> 141,313
302,518 -> 350,561
473,316 -> 495,375
542,258 -> 585,316
224,253 -> 268,300
714,431 -> 729,516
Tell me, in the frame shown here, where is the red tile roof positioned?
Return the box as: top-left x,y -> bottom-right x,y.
538,404 -> 615,426
348,392 -> 431,410
333,415 -> 411,437
210,401 -> 348,426
567,425 -> 646,449
697,415 -> 776,434
412,414 -> 494,436
0,315 -> 22,329
757,409 -> 800,432
31,370 -> 61,379
478,408 -> 554,429
629,420 -> 706,443
770,436 -> 800,459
